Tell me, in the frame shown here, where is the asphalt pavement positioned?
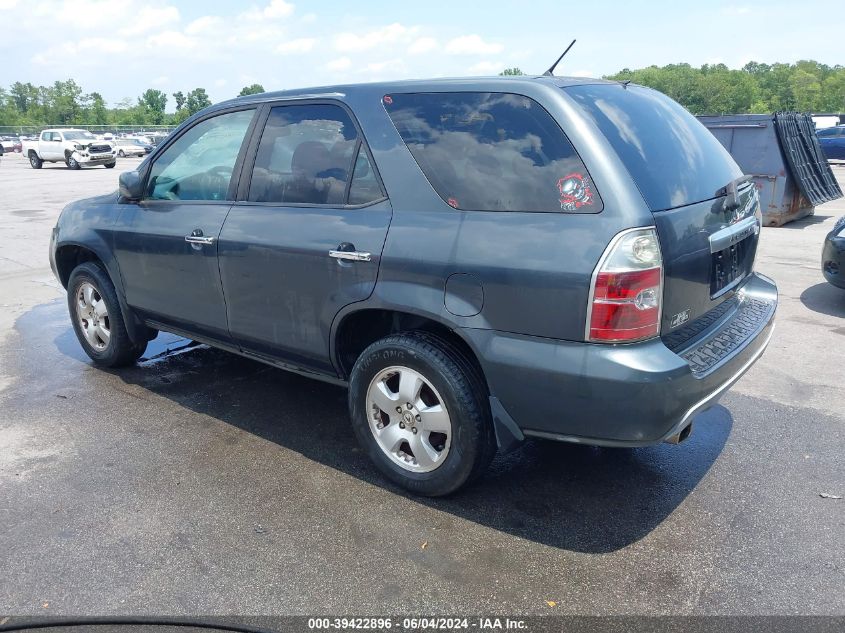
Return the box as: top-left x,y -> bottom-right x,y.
0,154 -> 843,615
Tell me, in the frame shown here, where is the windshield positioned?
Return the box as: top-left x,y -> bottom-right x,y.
63,131 -> 96,141
564,84 -> 742,211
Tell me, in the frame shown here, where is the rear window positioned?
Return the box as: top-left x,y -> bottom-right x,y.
383,92 -> 602,213
564,84 -> 742,211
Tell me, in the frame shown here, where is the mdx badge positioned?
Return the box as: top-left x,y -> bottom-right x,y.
670,309 -> 691,329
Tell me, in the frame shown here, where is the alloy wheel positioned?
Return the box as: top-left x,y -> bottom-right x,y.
75,282 -> 110,350
366,365 -> 452,473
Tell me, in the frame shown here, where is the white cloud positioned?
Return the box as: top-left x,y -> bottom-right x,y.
0,0 -> 20,9
467,60 -> 503,75
214,78 -> 227,88
300,12 -> 316,23
571,69 -> 594,77
147,30 -> 196,50
408,37 -> 437,55
185,15 -> 223,36
445,34 -> 503,56
240,0 -> 294,21
119,5 -> 180,36
325,57 -> 352,71
334,23 -> 412,53
152,76 -> 170,86
275,38 -> 316,54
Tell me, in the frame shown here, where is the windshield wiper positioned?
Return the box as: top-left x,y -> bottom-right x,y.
719,175 -> 753,211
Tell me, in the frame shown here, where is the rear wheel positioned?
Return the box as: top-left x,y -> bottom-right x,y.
67,262 -> 146,367
349,332 -> 496,496
118,149 -> 125,158
29,152 -> 42,169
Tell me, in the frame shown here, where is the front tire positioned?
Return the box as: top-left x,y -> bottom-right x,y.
67,262 -> 146,367
118,149 -> 125,158
67,155 -> 81,170
29,152 -> 42,169
104,162 -> 116,169
349,332 -> 496,496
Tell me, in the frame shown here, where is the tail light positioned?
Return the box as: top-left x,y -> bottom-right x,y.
587,227 -> 663,343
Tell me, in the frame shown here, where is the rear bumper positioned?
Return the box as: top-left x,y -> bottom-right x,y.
463,272 -> 777,447
822,232 -> 845,288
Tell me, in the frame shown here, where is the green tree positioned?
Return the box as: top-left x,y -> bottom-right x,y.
139,89 -> 168,124
186,88 -> 211,115
499,68 -> 524,76
172,90 -> 186,111
88,92 -> 109,125
789,69 -> 822,112
238,83 -> 265,96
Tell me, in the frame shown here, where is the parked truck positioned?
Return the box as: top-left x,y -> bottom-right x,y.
24,129 -> 116,170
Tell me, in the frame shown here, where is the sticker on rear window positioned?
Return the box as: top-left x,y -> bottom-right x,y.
557,173 -> 594,211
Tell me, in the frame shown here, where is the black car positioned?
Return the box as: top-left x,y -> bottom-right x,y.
49,76 -> 777,495
822,216 -> 845,288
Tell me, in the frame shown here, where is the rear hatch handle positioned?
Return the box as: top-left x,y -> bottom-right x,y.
719,174 -> 753,211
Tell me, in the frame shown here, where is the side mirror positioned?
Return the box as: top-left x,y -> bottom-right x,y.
119,171 -> 144,201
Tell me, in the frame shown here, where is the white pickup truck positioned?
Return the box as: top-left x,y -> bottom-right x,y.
24,129 -> 116,170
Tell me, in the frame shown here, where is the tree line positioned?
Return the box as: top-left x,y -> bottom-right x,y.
505,60 -> 844,115
3,59 -> 844,129
0,81 -> 266,129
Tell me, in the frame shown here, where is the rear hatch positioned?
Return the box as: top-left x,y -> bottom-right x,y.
564,83 -> 761,342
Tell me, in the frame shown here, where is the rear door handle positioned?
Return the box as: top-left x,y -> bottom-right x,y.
185,228 -> 215,246
329,249 -> 371,262
185,235 -> 215,245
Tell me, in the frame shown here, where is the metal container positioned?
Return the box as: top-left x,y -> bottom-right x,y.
698,113 -> 842,226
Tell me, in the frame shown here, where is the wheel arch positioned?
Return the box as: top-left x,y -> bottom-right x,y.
332,307 -> 487,389
55,241 -> 149,345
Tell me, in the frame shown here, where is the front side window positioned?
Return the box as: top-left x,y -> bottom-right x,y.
383,91 -> 602,213
248,104 -> 365,205
146,109 -> 255,201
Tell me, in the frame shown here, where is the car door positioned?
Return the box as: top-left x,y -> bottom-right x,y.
218,101 -> 392,373
42,132 -> 60,160
112,106 -> 258,341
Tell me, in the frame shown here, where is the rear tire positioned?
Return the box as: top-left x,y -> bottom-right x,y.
67,262 -> 146,367
349,332 -> 496,496
118,149 -> 125,158
29,152 -> 42,169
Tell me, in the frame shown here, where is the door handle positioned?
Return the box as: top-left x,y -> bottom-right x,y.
185,235 -> 215,245
329,249 -> 371,262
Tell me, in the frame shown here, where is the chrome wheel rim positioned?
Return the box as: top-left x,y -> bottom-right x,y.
366,365 -> 452,473
75,282 -> 110,351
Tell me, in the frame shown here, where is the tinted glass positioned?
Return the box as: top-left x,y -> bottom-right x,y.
565,84 -> 742,211
64,131 -> 96,141
249,104 -> 358,205
347,145 -> 384,205
147,109 -> 254,201
384,92 -> 602,213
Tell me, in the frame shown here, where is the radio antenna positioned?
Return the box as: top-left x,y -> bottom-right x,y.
542,39 -> 576,77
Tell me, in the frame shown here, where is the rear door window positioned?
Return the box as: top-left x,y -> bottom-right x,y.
564,83 -> 743,211
248,104 -> 364,206
383,92 -> 602,213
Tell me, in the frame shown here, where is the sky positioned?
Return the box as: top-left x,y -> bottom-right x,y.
0,0 -> 842,110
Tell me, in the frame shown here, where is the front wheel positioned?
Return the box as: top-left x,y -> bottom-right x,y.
348,332 -> 496,496
104,162 -> 116,169
29,152 -> 43,169
67,262 -> 146,367
67,155 -> 81,170
118,150 -> 125,158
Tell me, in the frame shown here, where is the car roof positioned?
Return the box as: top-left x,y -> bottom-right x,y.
217,75 -> 617,109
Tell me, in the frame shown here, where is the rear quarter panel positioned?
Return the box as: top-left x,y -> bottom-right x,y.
346,82 -> 654,341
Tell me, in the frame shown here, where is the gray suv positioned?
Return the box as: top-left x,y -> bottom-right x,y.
49,76 -> 777,495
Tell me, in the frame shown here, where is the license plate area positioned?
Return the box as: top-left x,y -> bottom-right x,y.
710,235 -> 753,298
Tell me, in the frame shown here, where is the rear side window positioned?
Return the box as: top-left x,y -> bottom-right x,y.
565,84 -> 742,211
249,104 -> 381,206
383,92 -> 602,213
